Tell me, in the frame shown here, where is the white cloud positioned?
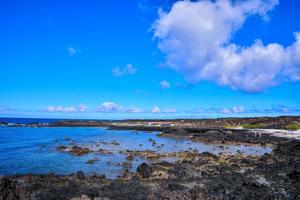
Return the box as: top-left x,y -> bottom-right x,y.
125,107 -> 143,113
153,0 -> 300,92
96,102 -> 122,112
151,106 -> 176,113
46,104 -> 87,113
232,106 -> 245,114
67,47 -> 77,56
152,106 -> 161,113
112,64 -> 137,77
79,104 -> 88,112
96,102 -> 143,113
220,106 -> 245,114
160,80 -> 171,89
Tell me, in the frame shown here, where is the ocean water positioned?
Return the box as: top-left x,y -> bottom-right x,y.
0,127 -> 272,179
0,117 -> 62,124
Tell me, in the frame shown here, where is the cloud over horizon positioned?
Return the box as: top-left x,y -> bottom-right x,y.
96,102 -> 143,113
46,104 -> 88,113
153,0 -> 300,92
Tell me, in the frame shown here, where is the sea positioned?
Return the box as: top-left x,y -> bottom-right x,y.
0,118 -> 272,179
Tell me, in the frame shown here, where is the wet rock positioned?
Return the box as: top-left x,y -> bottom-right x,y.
122,161 -> 132,168
56,145 -> 67,151
111,140 -> 120,146
76,171 -> 85,179
97,149 -> 113,155
70,146 -> 90,156
86,158 -> 98,165
122,169 -> 131,179
136,163 -> 152,178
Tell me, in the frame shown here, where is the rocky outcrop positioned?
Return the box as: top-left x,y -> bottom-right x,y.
136,163 -> 152,178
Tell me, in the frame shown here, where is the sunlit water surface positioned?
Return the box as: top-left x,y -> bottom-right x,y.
0,127 -> 272,178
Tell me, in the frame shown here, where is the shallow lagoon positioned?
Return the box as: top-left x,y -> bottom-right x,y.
0,127 -> 272,178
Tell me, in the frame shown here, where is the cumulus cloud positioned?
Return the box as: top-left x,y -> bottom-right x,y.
46,104 -> 87,113
153,0 -> 300,92
152,106 -> 161,113
67,47 -> 77,56
96,102 -> 143,113
79,104 -> 88,112
220,106 -> 245,114
151,106 -> 177,113
160,80 -> 171,89
112,64 -> 137,77
96,102 -> 122,112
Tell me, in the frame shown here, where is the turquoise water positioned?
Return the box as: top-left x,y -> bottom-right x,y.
0,127 -> 272,178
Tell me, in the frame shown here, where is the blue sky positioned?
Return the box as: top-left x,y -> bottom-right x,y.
0,0 -> 300,119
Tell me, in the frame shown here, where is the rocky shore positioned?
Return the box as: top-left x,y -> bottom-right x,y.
1,116 -> 300,130
1,116 -> 300,200
1,139 -> 299,200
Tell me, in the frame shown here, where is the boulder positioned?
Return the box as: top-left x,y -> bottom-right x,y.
136,163 -> 152,178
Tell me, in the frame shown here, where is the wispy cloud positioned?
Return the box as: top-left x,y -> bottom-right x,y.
151,106 -> 160,113
96,102 -> 122,112
112,64 -> 137,77
67,47 -> 77,56
46,104 -> 87,113
160,80 -> 171,90
0,105 -> 19,114
96,102 -> 143,113
220,106 -> 245,114
151,106 -> 176,113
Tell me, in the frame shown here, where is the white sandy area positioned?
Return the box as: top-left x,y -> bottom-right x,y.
248,129 -> 300,140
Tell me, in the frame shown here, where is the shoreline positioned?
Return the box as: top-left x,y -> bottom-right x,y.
1,139 -> 299,199
1,116 -> 300,199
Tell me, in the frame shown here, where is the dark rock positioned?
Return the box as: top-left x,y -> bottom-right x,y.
167,183 -> 189,191
0,177 -> 20,200
70,146 -> 90,156
56,145 -> 67,151
200,151 -> 219,160
76,171 -> 85,179
136,163 -> 152,178
168,166 -> 190,179
126,155 -> 134,161
99,180 -> 148,200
